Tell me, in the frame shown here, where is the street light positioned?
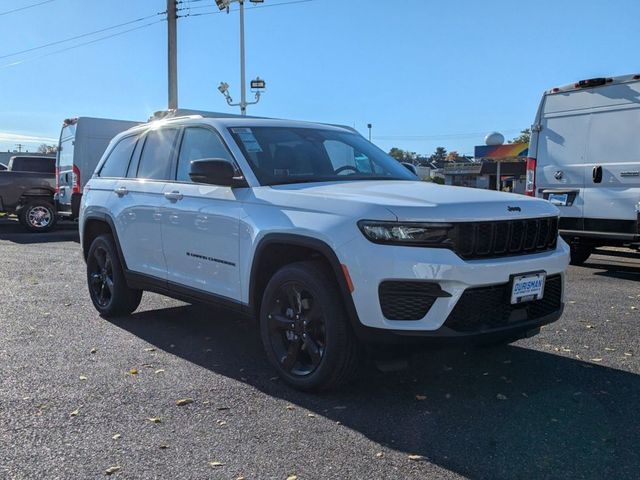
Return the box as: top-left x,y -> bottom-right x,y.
216,0 -> 265,115
367,123 -> 372,142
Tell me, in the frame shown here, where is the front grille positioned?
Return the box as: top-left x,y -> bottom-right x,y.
449,217 -> 558,260
379,281 -> 445,320
445,275 -> 562,333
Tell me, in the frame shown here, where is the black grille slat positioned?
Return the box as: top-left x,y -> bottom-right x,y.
445,275 -> 562,333
379,281 -> 443,320
448,217 -> 558,260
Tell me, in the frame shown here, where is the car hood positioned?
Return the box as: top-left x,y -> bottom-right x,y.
259,180 -> 558,222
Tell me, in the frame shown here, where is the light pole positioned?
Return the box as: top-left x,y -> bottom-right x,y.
215,0 -> 265,115
367,123 -> 372,142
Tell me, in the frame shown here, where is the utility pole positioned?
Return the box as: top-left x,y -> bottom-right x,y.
239,0 -> 247,115
367,123 -> 372,142
15,144 -> 24,152
167,0 -> 178,110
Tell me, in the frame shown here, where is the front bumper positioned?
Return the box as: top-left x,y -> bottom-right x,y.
337,235 -> 570,335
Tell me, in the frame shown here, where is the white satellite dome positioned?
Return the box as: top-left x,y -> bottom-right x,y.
485,132 -> 505,146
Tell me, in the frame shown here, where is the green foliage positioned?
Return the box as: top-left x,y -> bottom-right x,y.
509,128 -> 530,145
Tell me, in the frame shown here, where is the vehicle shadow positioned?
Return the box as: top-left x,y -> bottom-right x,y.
0,218 -> 79,244
109,303 -> 640,480
580,250 -> 640,282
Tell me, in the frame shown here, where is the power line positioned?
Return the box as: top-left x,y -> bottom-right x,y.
0,0 -> 57,17
0,18 -> 164,69
0,12 -> 164,60
178,0 -> 315,18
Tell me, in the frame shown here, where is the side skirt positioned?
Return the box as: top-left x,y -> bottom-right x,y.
124,270 -> 251,317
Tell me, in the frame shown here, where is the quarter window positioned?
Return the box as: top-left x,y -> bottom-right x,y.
176,127 -> 233,182
99,136 -> 137,178
136,128 -> 180,180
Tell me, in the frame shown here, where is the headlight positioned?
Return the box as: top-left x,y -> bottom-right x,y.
358,220 -> 453,246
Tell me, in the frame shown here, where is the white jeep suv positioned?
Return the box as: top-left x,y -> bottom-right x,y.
80,114 -> 569,391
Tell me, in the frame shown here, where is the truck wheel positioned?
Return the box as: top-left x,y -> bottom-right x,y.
569,243 -> 592,266
18,200 -> 57,233
86,234 -> 142,317
259,261 -> 361,391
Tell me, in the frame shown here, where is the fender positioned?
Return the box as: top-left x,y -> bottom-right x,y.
248,233 -> 363,334
81,212 -> 128,269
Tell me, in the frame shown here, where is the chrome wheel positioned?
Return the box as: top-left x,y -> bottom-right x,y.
27,205 -> 52,229
88,246 -> 114,308
266,281 -> 326,377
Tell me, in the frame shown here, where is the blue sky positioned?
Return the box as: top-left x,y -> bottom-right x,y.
1,0 -> 639,156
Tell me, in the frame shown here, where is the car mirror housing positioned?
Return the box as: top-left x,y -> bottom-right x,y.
401,162 -> 418,177
189,158 -> 246,187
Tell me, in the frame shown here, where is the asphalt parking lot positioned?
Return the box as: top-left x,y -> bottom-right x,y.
1,217 -> 638,480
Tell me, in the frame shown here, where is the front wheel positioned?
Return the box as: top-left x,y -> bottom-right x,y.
18,200 -> 57,233
259,261 -> 360,391
86,234 -> 142,317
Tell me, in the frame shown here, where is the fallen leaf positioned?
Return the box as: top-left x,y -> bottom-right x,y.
144,347 -> 156,352
90,348 -> 97,354
586,325 -> 594,329
286,405 -> 295,411
70,409 -> 79,417
591,358 -> 603,362
307,413 -> 316,418
286,476 -> 298,480
155,369 -> 165,374
105,466 -> 121,475
217,420 -> 227,426
79,375 -> 87,381
375,452 -> 384,458
496,394 -> 508,400
147,417 -> 161,424
624,352 -> 633,356
176,398 -> 194,406
216,406 -> 230,411
159,444 -> 169,449
128,368 -> 138,375
408,454 -> 425,462
112,434 -> 121,440
209,461 -> 224,467
415,395 -> 427,401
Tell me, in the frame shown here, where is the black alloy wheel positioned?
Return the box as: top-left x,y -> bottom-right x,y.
88,245 -> 114,308
86,234 -> 142,317
260,261 -> 360,391
265,281 -> 326,376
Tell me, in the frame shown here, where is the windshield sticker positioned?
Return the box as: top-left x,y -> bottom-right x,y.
232,127 -> 263,153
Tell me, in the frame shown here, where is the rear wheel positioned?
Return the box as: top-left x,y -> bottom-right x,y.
86,234 -> 142,317
259,261 -> 360,391
18,200 -> 56,233
569,242 -> 592,266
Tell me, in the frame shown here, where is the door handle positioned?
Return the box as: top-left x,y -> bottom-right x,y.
114,187 -> 128,197
592,165 -> 603,184
164,191 -> 183,201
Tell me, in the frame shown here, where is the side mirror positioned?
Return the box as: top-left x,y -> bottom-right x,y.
401,162 -> 418,177
189,158 -> 246,187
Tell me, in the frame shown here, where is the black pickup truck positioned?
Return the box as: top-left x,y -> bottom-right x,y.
0,155 -> 57,232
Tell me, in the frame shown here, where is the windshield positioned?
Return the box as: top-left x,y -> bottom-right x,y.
228,126 -> 415,186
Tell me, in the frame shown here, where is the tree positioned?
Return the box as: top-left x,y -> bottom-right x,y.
430,147 -> 447,162
388,147 -> 417,164
38,144 -> 57,154
446,151 -> 461,162
509,128 -> 530,144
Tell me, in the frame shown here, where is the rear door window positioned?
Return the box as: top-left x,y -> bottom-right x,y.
136,128 -> 180,180
99,136 -> 137,178
176,127 -> 233,182
12,157 -> 55,173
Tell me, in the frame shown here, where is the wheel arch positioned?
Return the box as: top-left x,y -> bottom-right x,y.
82,214 -> 128,269
248,233 -> 361,332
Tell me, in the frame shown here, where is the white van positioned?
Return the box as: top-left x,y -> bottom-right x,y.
527,74 -> 640,264
56,117 -> 141,220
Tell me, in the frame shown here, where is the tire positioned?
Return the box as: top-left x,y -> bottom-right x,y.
86,234 -> 142,317
259,261 -> 361,392
569,243 -> 592,266
18,199 -> 57,233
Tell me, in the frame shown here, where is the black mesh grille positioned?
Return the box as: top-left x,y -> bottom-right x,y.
445,275 -> 562,333
379,281 -> 443,320
449,217 -> 558,260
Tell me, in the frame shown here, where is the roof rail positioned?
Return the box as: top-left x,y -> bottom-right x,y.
150,108 -> 266,122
